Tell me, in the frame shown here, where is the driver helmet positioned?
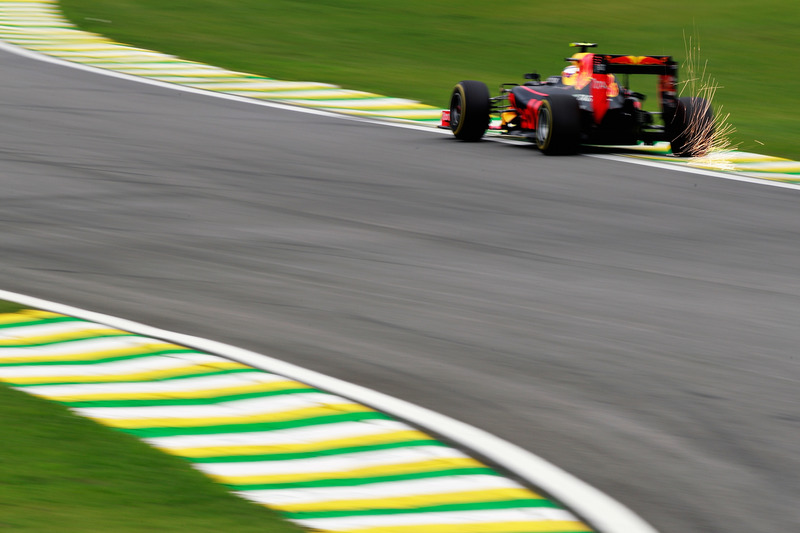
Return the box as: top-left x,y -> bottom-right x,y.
561,65 -> 579,85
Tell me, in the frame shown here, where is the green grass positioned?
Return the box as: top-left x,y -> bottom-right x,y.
0,300 -> 25,314
0,365 -> 302,531
58,0 -> 799,160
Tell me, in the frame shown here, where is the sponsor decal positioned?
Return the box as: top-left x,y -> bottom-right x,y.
592,78 -> 620,98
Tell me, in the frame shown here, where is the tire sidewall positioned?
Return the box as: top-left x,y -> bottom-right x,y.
535,99 -> 554,151
669,96 -> 714,157
451,84 -> 469,137
449,80 -> 490,141
537,95 -> 581,155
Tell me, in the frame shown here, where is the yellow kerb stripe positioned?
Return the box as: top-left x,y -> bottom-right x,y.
92,403 -> 375,429
210,457 -> 485,485
0,343 -> 185,363
273,488 -> 541,513
0,310 -> 64,324
3,361 -> 247,385
164,429 -> 435,458
0,328 -> 133,346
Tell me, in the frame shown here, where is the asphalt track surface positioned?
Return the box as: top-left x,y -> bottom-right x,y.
2,48 -> 798,533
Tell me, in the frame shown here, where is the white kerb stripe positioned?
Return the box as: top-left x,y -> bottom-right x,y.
0,336 -> 174,357
237,474 -> 524,506
16,372 -> 286,397
75,392 -> 352,420
196,446 -> 468,478
294,508 -> 579,531
0,352 -> 224,377
145,419 -> 414,450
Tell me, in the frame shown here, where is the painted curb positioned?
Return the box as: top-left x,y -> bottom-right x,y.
0,290 -> 660,533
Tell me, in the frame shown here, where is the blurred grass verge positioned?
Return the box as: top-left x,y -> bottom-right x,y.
0,303 -> 303,532
0,300 -> 25,314
58,0 -> 799,160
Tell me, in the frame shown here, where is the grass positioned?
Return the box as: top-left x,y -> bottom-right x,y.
57,0 -> 799,160
0,309 -> 302,532
0,300 -> 25,314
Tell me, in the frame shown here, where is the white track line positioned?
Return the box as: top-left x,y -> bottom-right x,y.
0,40 -> 440,135
589,154 -> 800,191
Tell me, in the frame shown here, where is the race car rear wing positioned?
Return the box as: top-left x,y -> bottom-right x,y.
576,53 -> 679,120
592,54 -> 678,76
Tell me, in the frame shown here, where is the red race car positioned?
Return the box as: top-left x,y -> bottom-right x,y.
441,43 -> 713,156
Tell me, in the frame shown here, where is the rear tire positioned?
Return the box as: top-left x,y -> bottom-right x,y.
668,97 -> 714,157
535,95 -> 581,155
449,80 -> 490,141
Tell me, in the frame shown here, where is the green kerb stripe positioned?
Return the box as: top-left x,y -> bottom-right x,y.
120,411 -> 394,438
224,467 -> 502,491
62,387 -> 318,407
0,348 -> 198,367
188,439 -> 445,463
0,332 -> 139,348
281,498 -> 562,520
0,316 -> 81,329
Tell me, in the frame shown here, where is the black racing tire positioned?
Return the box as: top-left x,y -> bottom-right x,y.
668,96 -> 714,157
449,80 -> 490,141
535,95 -> 581,155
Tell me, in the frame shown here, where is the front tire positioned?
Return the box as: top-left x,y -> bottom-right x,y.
668,96 -> 714,157
449,80 -> 490,141
535,95 -> 581,155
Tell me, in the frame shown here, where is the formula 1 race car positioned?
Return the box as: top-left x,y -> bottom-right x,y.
440,43 -> 714,156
